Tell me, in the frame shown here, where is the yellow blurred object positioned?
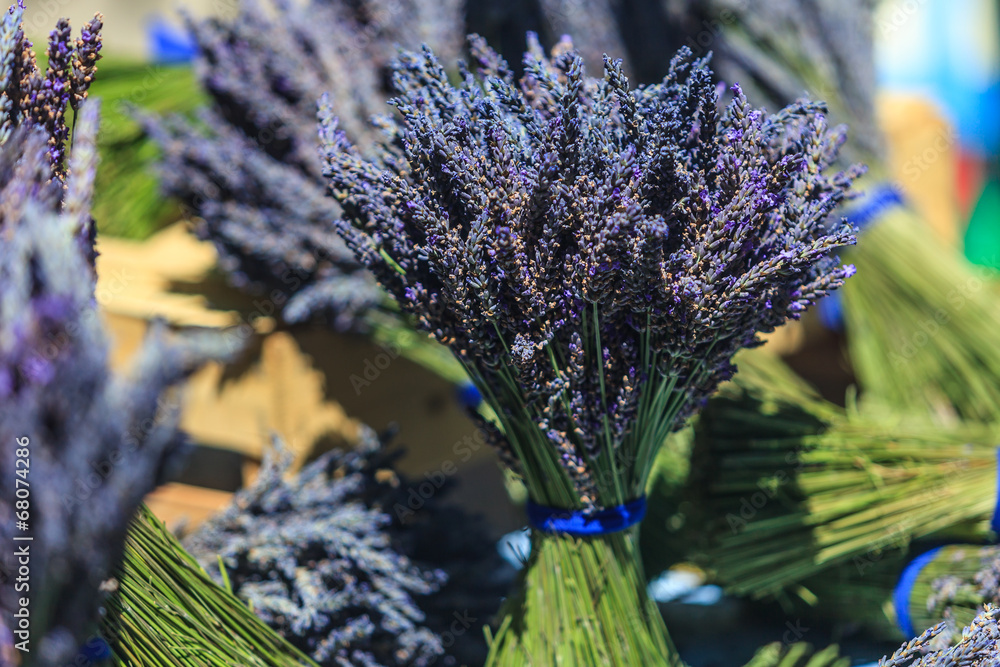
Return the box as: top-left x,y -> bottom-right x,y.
95,223 -> 356,466
144,483 -> 234,530
876,92 -> 961,246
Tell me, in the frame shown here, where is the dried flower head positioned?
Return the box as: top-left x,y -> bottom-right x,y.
144,0 -> 462,329
320,36 -> 860,509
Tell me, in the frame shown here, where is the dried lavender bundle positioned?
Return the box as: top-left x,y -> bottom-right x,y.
662,352 -> 1000,600
144,0 -> 463,331
0,100 -> 236,664
184,432 -> 447,667
319,34 -> 858,664
878,605 -> 1000,666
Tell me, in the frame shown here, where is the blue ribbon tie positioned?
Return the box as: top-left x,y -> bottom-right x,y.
526,496 -> 646,537
893,546 -> 946,638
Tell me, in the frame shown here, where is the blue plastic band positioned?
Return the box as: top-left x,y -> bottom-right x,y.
843,184 -> 906,231
893,546 -> 946,638
526,496 -> 646,536
992,448 -> 1000,536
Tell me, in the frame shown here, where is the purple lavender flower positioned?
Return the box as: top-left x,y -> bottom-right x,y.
879,606 -> 1000,665
320,37 -> 860,510
144,0 -> 462,330
185,428 -> 512,666
0,2 -> 102,176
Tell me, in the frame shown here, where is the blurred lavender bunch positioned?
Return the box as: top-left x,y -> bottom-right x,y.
879,606 -> 1000,666
0,103 -> 236,665
320,36 -> 861,510
144,0 -> 462,330
923,546 -> 1000,646
0,1 -> 102,176
184,430 -> 448,667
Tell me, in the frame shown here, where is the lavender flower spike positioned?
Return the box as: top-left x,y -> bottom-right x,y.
0,2 -> 101,176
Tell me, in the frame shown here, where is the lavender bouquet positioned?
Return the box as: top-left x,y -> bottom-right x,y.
0,99 -> 234,667
0,5 -> 239,663
183,432 -> 449,667
319,32 -> 858,663
144,0 -> 462,332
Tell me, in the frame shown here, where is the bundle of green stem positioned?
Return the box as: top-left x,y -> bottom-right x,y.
663,351 -> 1000,600
742,642 -> 848,667
89,57 -> 202,239
102,504 -> 316,666
842,206 -> 1000,423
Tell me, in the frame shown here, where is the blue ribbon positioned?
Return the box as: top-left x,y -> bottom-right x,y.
992,448 -> 1000,536
526,496 -> 646,536
842,184 -> 906,231
893,546 -> 946,638
71,636 -> 112,665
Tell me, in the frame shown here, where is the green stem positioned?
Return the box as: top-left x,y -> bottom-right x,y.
485,527 -> 682,667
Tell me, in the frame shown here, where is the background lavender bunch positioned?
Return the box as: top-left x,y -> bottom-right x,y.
321,37 -> 860,511
0,100 -> 237,664
878,605 -> 1000,665
144,0 -> 462,330
184,430 -> 449,667
0,1 -> 102,177
469,0 -> 881,167
914,545 -> 1000,647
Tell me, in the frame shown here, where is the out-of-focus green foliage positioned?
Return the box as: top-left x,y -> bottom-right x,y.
88,57 -> 203,238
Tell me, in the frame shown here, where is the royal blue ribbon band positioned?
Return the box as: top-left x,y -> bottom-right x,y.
992,448 -> 1000,536
893,545 -> 946,638
842,184 -> 906,231
526,496 -> 647,536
